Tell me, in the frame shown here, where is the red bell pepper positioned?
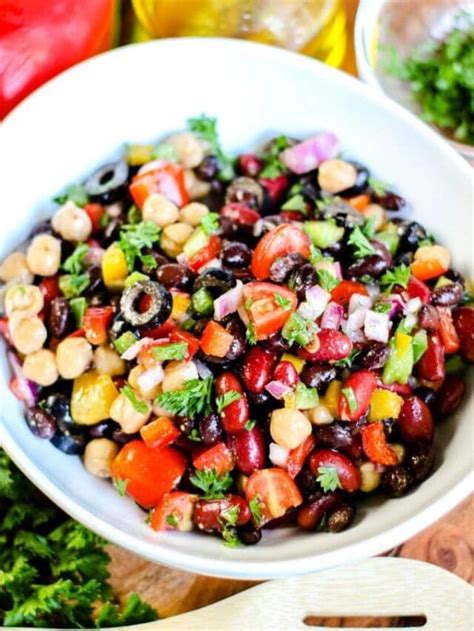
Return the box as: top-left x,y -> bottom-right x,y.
140,417 -> 181,449
287,435 -> 316,479
362,423 -> 399,466
188,235 -> 222,273
170,328 -> 200,360
83,306 -> 114,346
406,276 -> 431,304
259,175 -> 289,203
200,321 -> 234,358
129,162 -> 188,208
331,280 -> 368,306
192,442 -> 235,476
84,203 -> 105,232
437,307 -> 460,354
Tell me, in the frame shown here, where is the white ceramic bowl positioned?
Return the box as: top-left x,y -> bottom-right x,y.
0,38 -> 472,580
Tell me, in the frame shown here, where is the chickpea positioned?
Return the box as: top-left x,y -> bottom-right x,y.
160,222 -> 194,258
362,203 -> 386,231
162,360 -> 199,393
10,316 -> 47,354
308,405 -> 333,425
22,349 -> 58,386
52,201 -> 92,241
94,345 -> 126,377
129,364 -> 162,400
5,284 -> 44,317
270,408 -> 312,450
184,169 -> 211,200
56,337 -> 93,379
142,193 -> 179,228
0,252 -> 33,284
165,132 -> 205,169
109,392 -> 151,433
152,386 -> 174,418
359,462 -> 381,493
180,202 -> 209,227
84,438 -> 119,478
318,159 -> 357,194
391,443 -> 406,463
26,234 -> 61,276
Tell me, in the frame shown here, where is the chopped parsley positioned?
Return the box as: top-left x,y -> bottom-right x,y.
348,225 -> 375,258
380,264 -> 411,293
373,301 -> 392,314
112,477 -> 129,497
156,377 -> 213,417
216,390 -> 242,413
362,215 -> 377,239
153,342 -> 188,362
317,466 -> 342,493
189,468 -> 233,499
187,114 -> 235,180
120,384 -> 149,415
152,142 -> 178,161
281,194 -> 307,214
246,322 -> 257,345
62,243 -> 88,275
200,212 -> 220,235
166,514 -> 178,527
249,496 -> 263,526
118,221 -> 161,271
188,428 -> 202,442
282,312 -> 318,347
259,135 -> 290,178
53,183 -> 89,207
59,273 -> 90,299
127,204 -> 141,224
341,386 -> 358,413
245,419 -> 257,431
309,244 -> 324,264
220,505 -> 241,548
317,268 -> 340,292
368,176 -> 391,197
274,294 -> 293,309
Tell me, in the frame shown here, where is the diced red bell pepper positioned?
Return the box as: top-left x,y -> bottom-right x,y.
84,203 -> 105,232
67,328 -> 86,338
0,317 -> 12,344
170,328 -> 200,360
437,307 -> 460,354
406,276 -> 431,304
331,280 -> 368,307
361,423 -> 399,466
143,318 -> 177,340
411,246 -> 449,281
140,417 -> 181,449
287,435 -> 316,479
200,321 -> 234,358
219,203 -> 261,227
192,442 -> 235,476
129,162 -> 189,208
259,175 -> 289,203
188,235 -> 222,273
339,370 -> 377,421
347,194 -> 370,212
416,333 -> 445,381
83,306 -> 114,346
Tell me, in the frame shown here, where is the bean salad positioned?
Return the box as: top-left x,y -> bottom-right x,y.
1,116 -> 472,547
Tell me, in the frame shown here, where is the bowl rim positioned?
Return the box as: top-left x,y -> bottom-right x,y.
0,37 -> 472,579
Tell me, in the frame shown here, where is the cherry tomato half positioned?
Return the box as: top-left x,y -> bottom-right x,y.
151,492 -> 198,532
251,224 -> 310,280
245,468 -> 303,525
242,281 -> 297,340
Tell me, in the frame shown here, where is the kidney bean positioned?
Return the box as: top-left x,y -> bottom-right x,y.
413,386 -> 437,409
241,347 -> 276,394
289,264 -> 319,301
269,253 -> 306,283
371,240 -> 393,266
357,342 -> 390,370
262,332 -> 291,352
297,492 -> 341,530
399,221 -> 427,252
273,361 -> 299,388
199,412 -> 225,446
373,192 -> 406,211
26,406 -> 57,439
225,177 -> 265,209
301,364 -> 336,389
193,495 -> 251,532
431,283 -> 463,308
299,329 -> 352,363
217,216 -> 236,239
238,154 -> 263,178
452,307 -> 474,362
346,255 -> 388,279
436,375 -> 466,417
238,524 -> 262,545
416,333 -> 445,381
418,305 -> 440,331
309,449 -> 361,492
156,264 -> 193,291
230,425 -> 265,475
48,297 -> 72,338
339,370 -> 377,422
399,397 -> 434,443
195,155 -> 219,181
220,242 -> 251,267
259,175 -> 289,204
215,372 -> 249,433
406,442 -> 435,483
220,202 -> 261,228
381,466 -> 413,497
327,504 -> 356,533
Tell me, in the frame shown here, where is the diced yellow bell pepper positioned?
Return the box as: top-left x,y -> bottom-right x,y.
171,290 -> 191,321
126,143 -> 154,166
71,371 -> 119,425
395,331 -> 412,356
368,388 -> 403,422
281,353 -> 305,373
102,244 -> 128,291
283,393 -> 296,409
322,380 -> 342,418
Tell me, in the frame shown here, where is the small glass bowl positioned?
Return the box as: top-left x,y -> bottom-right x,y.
355,0 -> 474,165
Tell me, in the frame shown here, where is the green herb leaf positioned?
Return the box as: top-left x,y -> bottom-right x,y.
317,466 -> 342,493
246,322 -> 257,345
112,477 -> 129,497
188,428 -> 202,442
118,221 -> 161,271
348,225 -> 375,258
152,142 -> 178,161
187,115 -> 235,181
189,468 -> 233,499
341,386 -> 358,413
309,244 -> 324,264
120,384 -> 149,414
373,301 -> 392,314
317,268 -> 340,292
220,505 -> 241,548
200,212 -> 220,235
153,342 -> 188,362
59,273 -> 90,299
259,135 -> 290,178
368,176 -> 391,196
156,377 -> 213,417
245,419 -> 257,431
282,312 -> 318,347
62,243 -> 89,275
362,215 -> 377,239
274,293 -> 293,309
249,495 -> 263,526
380,264 -> 411,293
281,194 -> 307,214
127,204 -> 142,225
216,390 -> 242,413
53,184 -> 89,207
166,514 -> 178,527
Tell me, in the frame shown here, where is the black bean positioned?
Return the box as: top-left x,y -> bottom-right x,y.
315,423 -> 353,450
288,264 -> 319,301
259,215 -> 285,235
195,155 -> 219,181
395,251 -> 414,267
339,162 -> 369,197
327,504 -> 356,533
431,283 -> 463,308
103,217 -> 124,244
413,386 -> 437,409
296,467 -> 321,499
89,292 -> 108,307
238,524 -> 262,545
141,252 -> 169,276
301,364 -> 336,389
156,263 -> 193,290
317,200 -> 364,227
225,177 -> 264,209
357,343 -> 390,370
247,390 -> 272,407
112,429 -> 138,444
371,240 -> 393,266
89,419 -> 120,439
373,192 -> 406,211
381,466 -> 413,498
444,269 -> 465,287
346,255 -> 388,279
399,221 -> 427,253
51,431 -> 86,455
25,407 -> 57,439
216,216 -> 236,239
262,333 -> 291,353
269,253 -> 306,283
45,393 -> 72,423
199,413 -> 224,446
202,316 -> 246,364
406,442 -> 435,483
48,298 -> 72,338
418,305 -> 440,331
221,242 -> 252,267
383,418 -> 401,441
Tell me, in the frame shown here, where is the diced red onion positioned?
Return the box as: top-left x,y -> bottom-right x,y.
265,380 -> 293,399
214,281 -> 243,321
333,261 -> 343,280
194,359 -> 213,380
348,293 -> 372,314
364,310 -> 390,343
297,301 -> 318,320
346,327 -> 367,343
344,306 -> 368,332
404,297 -> 422,314
84,246 -> 104,266
389,294 -> 405,318
8,351 -> 38,407
137,365 -> 165,391
280,133 -> 339,175
104,202 -> 122,218
321,301 -> 344,330
121,337 -> 155,361
305,285 -> 330,316
198,258 -> 222,273
138,159 -> 167,176
176,252 -> 189,267
269,442 -> 290,467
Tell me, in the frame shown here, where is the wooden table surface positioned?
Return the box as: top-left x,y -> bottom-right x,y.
108,1 -> 474,625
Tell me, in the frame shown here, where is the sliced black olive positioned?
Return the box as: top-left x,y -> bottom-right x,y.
316,199 -> 364,227
120,280 -> 172,329
225,176 -> 265,209
85,161 -> 129,204
193,268 -> 236,296
338,162 -> 370,197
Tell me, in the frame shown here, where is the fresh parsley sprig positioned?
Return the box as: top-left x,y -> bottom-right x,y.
380,264 -> 411,293
187,115 -> 235,180
348,225 -> 375,258
62,243 -> 89,275
156,377 -> 213,417
317,268 -> 340,292
189,468 -> 233,499
317,466 -> 342,493
259,135 -> 290,178
216,390 -> 242,413
200,212 -> 220,235
118,221 -> 161,271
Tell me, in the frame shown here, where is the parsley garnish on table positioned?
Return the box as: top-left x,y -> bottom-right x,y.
0,449 -> 157,628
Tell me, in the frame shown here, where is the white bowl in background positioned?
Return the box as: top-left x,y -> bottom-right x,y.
0,38 -> 472,579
